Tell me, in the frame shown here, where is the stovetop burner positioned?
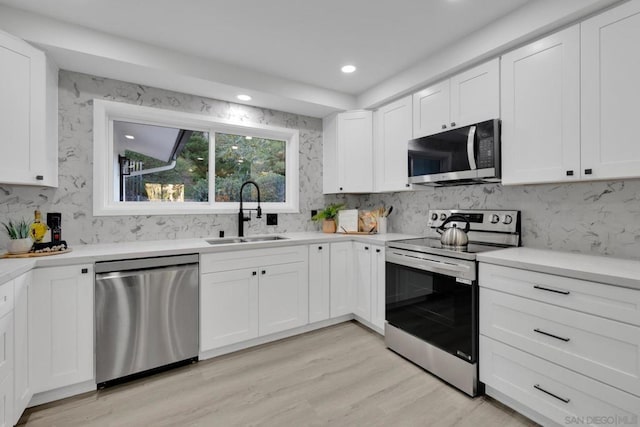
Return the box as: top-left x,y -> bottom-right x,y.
387,237 -> 507,261
387,209 -> 521,261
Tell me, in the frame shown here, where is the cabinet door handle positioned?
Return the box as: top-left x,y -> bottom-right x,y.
534,328 -> 570,342
533,384 -> 570,404
566,170 -> 574,176
364,246 -> 369,250
339,187 -> 343,191
584,168 -> 593,175
252,271 -> 257,276
451,122 -> 456,127
36,175 -> 44,181
318,246 -> 323,250
533,285 -> 570,295
81,268 -> 88,274
405,184 -> 410,187
441,124 -> 447,129
376,249 -> 381,253
261,270 -> 266,275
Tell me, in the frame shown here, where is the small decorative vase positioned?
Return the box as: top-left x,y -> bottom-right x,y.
7,238 -> 33,254
322,219 -> 337,233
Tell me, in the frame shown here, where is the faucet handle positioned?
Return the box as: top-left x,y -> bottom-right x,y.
256,206 -> 262,219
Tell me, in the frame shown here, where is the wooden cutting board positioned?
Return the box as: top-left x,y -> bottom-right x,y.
1,248 -> 72,259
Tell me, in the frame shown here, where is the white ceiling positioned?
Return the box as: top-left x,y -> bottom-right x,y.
0,0 -> 533,95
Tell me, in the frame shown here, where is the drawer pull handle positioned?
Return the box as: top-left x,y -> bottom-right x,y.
533,285 -> 570,295
534,328 -> 570,342
533,384 -> 570,404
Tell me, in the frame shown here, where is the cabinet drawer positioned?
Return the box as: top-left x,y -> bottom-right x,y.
481,288 -> 640,396
201,245 -> 307,274
0,283 -> 13,320
480,336 -> 640,426
480,263 -> 640,326
0,314 -> 13,385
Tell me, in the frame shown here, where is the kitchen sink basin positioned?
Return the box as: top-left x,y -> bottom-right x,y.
241,235 -> 289,242
205,235 -> 288,245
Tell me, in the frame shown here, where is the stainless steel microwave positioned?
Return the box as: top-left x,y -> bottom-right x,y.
408,119 -> 500,185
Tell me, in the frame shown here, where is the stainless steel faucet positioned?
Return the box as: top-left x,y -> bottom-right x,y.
238,180 -> 262,237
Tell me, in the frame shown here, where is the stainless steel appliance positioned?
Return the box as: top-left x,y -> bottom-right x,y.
385,209 -> 520,396
408,119 -> 500,186
95,254 -> 199,387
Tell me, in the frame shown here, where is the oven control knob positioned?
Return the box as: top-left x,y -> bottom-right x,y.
490,214 -> 500,224
503,214 -> 513,225
431,213 -> 438,221
440,213 -> 447,221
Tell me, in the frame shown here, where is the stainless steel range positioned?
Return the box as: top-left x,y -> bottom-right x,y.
384,209 -> 520,397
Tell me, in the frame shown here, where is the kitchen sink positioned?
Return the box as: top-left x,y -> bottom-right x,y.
205,235 -> 288,245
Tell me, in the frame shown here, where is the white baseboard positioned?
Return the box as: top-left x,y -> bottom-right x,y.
29,380 -> 96,408
199,315 -> 354,361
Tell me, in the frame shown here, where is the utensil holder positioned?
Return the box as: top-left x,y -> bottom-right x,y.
377,217 -> 388,234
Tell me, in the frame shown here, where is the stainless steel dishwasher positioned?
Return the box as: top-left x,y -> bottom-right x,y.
95,254 -> 199,387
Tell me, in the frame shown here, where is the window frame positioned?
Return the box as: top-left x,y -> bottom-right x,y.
93,99 -> 299,216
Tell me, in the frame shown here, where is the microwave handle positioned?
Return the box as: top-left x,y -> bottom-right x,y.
467,125 -> 477,170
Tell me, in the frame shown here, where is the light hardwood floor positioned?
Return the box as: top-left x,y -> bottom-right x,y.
19,322 -> 537,426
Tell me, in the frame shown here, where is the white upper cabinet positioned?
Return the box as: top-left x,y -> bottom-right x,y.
323,110 -> 373,194
581,0 -> 640,181
500,26 -> 581,185
374,95 -> 413,192
413,80 -> 450,138
413,59 -> 499,138
0,29 -> 58,187
450,59 -> 500,129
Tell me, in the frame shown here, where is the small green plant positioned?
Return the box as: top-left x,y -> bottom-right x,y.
312,203 -> 345,221
2,218 -> 31,240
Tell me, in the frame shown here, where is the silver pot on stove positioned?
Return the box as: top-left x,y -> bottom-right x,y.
437,214 -> 470,247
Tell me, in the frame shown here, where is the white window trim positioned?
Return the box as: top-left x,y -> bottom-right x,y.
93,99 -> 299,216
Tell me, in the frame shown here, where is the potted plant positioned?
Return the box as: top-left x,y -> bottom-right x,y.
2,218 -> 33,254
312,203 -> 345,233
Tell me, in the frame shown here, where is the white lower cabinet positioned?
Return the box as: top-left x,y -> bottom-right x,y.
479,262 -> 640,425
330,242 -> 354,317
0,286 -> 13,427
13,273 -> 31,425
200,268 -> 259,350
258,262 -> 308,336
371,245 -> 386,331
353,242 -> 372,322
0,373 -> 13,427
352,242 -> 386,331
30,265 -> 94,394
308,244 -> 330,323
200,246 -> 309,353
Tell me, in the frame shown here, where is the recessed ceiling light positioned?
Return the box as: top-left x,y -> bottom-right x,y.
125,135 -> 135,140
231,145 -> 238,150
236,94 -> 252,101
341,65 -> 356,73
245,136 -> 253,140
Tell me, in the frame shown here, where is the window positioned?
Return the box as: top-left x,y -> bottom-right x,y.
93,100 -> 299,215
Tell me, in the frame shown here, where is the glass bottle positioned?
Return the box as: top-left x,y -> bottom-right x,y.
29,210 -> 48,243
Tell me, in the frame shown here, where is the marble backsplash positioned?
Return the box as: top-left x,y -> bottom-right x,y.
357,180 -> 640,260
0,71 -> 339,247
1,70 -> 639,260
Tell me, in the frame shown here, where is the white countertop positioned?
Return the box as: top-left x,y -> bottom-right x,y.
0,232 -> 417,285
478,247 -> 640,290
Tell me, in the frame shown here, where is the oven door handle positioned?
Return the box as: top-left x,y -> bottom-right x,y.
387,252 -> 472,279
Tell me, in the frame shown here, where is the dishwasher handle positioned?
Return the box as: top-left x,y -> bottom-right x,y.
95,263 -> 197,281
95,254 -> 199,274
